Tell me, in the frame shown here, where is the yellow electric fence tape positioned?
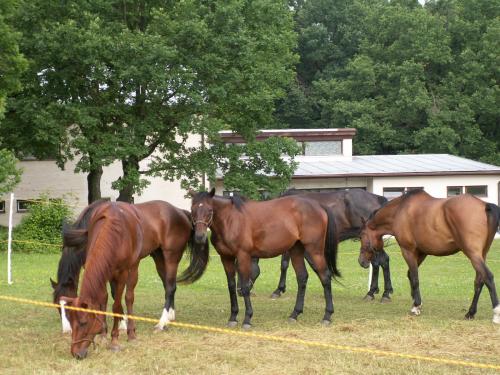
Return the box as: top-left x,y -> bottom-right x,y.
0,294 -> 499,371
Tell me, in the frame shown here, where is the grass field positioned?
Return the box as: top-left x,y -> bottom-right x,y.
0,239 -> 499,374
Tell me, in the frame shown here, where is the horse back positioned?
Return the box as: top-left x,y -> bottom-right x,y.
134,200 -> 192,253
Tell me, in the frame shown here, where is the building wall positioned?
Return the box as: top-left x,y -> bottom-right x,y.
371,175 -> 500,204
0,134 -> 202,227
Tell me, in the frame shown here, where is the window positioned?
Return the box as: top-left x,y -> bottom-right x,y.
447,186 -> 463,197
17,200 -> 32,213
303,141 -> 342,156
406,187 -> 424,192
465,185 -> 487,197
383,187 -> 405,200
0,201 -> 5,214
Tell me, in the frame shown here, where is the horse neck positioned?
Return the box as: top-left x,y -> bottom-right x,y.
78,227 -> 114,306
211,198 -> 240,237
372,203 -> 398,235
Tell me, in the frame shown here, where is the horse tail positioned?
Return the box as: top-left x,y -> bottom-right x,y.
321,204 -> 341,278
177,210 -> 210,284
62,225 -> 89,249
485,203 -> 500,240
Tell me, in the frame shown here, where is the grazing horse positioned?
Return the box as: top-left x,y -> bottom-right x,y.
265,189 -> 392,301
58,200 -> 209,358
358,189 -> 500,323
190,188 -> 340,328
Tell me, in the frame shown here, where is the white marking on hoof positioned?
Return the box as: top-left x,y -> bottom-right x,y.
493,305 -> 500,324
60,300 -> 72,333
155,308 -> 175,330
410,305 -> 422,316
119,316 -> 128,331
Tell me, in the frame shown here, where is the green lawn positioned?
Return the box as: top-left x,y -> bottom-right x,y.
0,239 -> 499,374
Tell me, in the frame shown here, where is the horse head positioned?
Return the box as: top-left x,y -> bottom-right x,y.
358,217 -> 384,269
59,296 -> 105,360
189,187 -> 215,245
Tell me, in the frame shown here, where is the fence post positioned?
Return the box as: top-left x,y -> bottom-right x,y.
7,193 -> 14,285
367,263 -> 373,291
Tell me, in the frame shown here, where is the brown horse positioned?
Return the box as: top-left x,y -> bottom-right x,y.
59,200 -> 209,359
263,189 -> 392,301
190,188 -> 340,328
358,189 -> 500,323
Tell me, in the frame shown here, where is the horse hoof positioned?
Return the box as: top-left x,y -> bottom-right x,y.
288,317 -> 297,324
464,313 -> 474,320
320,319 -> 331,326
380,296 -> 392,303
154,324 -> 167,332
410,305 -> 422,316
493,305 -> 500,324
363,294 -> 375,302
227,321 -> 238,328
242,323 -> 252,330
127,333 -> 137,341
270,293 -> 281,299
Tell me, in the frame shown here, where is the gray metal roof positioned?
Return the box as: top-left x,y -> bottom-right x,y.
293,154 -> 500,177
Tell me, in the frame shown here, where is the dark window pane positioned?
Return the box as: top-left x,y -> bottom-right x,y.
447,186 -> 462,196
465,185 -> 487,197
383,187 -> 405,200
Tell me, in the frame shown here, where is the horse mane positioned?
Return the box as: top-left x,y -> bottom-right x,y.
53,200 -> 108,302
79,203 -> 136,299
194,191 -> 247,211
230,193 -> 247,210
401,188 -> 425,201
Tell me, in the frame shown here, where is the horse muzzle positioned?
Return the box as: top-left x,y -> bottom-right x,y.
194,232 -> 207,244
358,254 -> 370,269
72,348 -> 88,360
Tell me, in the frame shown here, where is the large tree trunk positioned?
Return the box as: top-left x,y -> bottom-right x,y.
116,158 -> 139,203
87,165 -> 103,204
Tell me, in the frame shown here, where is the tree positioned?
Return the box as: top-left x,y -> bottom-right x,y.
0,0 -> 26,119
0,149 -> 21,196
276,0 -> 499,165
4,0 -> 299,203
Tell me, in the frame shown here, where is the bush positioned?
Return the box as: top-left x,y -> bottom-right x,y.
8,195 -> 74,253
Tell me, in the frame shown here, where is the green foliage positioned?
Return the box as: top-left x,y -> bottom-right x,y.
0,0 -> 27,120
8,195 -> 73,253
0,149 -> 22,195
4,0 -> 299,200
276,0 -> 500,165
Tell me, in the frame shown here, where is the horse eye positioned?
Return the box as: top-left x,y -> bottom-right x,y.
78,321 -> 88,327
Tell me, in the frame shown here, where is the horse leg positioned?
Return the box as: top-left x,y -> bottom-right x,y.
236,254 -> 254,329
155,249 -> 182,331
305,246 -> 334,325
220,255 -> 239,327
465,270 -> 484,320
465,255 -> 500,323
271,252 -> 291,299
380,251 -> 393,302
364,263 -> 380,301
110,274 -> 127,352
124,266 -> 139,340
402,250 -> 426,316
237,258 -> 260,296
288,246 -> 308,322
150,249 -> 167,289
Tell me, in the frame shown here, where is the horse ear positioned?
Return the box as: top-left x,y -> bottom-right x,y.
209,187 -> 215,197
187,188 -> 196,197
50,278 -> 58,289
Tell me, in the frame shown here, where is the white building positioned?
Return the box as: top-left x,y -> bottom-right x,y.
2,128 -> 499,226
214,129 -> 500,204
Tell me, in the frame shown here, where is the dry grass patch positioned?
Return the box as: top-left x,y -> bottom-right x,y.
0,240 -> 499,374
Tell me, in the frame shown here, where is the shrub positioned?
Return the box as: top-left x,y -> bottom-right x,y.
8,195 -> 74,253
